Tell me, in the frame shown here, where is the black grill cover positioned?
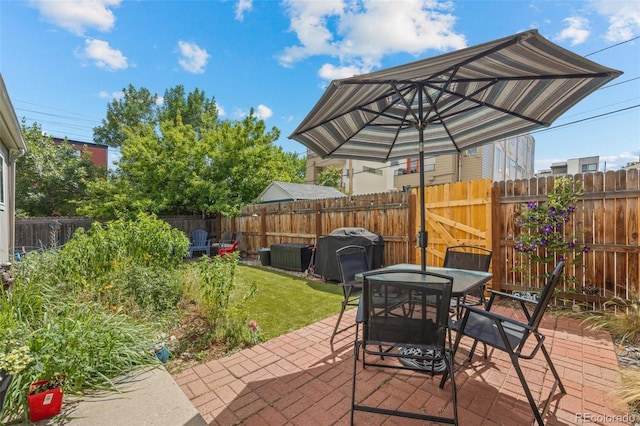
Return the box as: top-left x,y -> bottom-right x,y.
314,227 -> 384,282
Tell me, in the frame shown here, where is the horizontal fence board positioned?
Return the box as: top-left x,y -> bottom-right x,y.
15,169 -> 639,303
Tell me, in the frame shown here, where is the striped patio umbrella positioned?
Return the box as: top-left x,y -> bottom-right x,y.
289,29 -> 622,269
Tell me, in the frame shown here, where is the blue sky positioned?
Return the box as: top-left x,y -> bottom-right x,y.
1,0 -> 639,172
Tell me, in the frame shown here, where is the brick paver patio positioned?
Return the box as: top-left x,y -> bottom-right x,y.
174,306 -> 632,425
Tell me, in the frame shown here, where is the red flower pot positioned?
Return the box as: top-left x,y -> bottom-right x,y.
27,378 -> 64,422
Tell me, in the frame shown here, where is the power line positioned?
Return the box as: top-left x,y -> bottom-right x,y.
584,36 -> 640,57
339,103 -> 640,179
531,105 -> 640,134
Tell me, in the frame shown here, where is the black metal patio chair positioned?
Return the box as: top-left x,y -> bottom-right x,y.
440,260 -> 566,426
443,245 -> 492,320
351,270 -> 458,425
330,245 -> 369,345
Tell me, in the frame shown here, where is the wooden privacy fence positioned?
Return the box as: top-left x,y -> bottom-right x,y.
15,169 -> 639,301
223,191 -> 413,267
225,169 -> 639,301
496,169 -> 640,301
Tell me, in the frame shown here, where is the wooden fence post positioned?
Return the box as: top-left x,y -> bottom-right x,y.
491,184 -> 501,290
315,203 -> 322,243
259,208 -> 267,249
408,191 -> 417,264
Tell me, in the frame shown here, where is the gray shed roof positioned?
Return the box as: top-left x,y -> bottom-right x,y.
255,181 -> 347,203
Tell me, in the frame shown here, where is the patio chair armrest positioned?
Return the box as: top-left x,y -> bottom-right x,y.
459,304 -> 533,331
488,289 -> 538,305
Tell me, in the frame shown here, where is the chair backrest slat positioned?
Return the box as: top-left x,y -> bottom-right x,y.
191,229 -> 208,245
443,245 -> 492,272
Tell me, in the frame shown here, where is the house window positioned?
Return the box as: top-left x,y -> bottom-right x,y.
494,149 -> 503,172
409,158 -> 418,173
362,166 -> 382,175
423,156 -> 436,172
581,163 -> 597,173
465,147 -> 478,155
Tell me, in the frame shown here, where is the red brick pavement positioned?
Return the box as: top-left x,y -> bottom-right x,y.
174,306 -> 632,425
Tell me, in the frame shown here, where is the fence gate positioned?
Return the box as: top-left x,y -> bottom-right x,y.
417,179 -> 493,284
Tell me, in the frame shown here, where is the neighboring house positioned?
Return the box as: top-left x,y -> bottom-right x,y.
52,137 -> 108,168
0,74 -> 27,265
306,134 -> 535,194
537,155 -> 600,176
255,181 -> 347,203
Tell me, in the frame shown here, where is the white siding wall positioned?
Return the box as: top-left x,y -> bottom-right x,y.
0,146 -> 9,263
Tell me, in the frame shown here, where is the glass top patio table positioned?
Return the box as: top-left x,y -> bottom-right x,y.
356,264 -> 493,372
355,264 -> 492,298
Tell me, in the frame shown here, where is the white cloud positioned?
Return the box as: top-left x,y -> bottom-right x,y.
319,63 -> 364,80
278,0 -> 466,71
98,90 -> 124,99
79,38 -> 128,71
255,104 -> 273,120
232,108 -> 247,119
592,0 -> 640,42
556,17 -> 590,45
217,105 -> 226,117
601,151 -> 640,170
235,0 -> 253,21
177,41 -> 210,74
33,0 -> 121,36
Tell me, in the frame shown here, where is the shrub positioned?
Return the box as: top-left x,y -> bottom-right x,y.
21,213 -> 189,315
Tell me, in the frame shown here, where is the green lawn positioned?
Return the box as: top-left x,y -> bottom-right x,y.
234,264 -> 345,340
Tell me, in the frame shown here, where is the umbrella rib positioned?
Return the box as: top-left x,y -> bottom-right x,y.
449,72 -> 616,85
420,77 -> 463,152
423,77 -> 550,126
324,84 -> 416,159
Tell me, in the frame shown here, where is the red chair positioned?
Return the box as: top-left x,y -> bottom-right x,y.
218,240 -> 238,256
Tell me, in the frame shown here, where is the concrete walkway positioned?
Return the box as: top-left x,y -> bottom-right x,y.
34,368 -> 206,426
174,307 -> 632,425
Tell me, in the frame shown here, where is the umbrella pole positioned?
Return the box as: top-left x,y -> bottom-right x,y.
418,86 -> 427,271
418,143 -> 427,271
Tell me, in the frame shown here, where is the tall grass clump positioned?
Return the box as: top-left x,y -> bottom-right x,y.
0,214 -> 188,422
581,296 -> 640,415
27,212 -> 189,315
181,252 -> 259,350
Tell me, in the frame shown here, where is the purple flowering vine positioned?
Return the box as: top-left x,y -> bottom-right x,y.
513,176 -> 589,287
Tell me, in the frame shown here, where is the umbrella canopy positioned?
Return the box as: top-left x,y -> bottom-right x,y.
289,29 -> 622,269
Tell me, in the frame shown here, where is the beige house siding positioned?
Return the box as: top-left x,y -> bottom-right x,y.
0,74 -> 27,264
460,152 -> 483,181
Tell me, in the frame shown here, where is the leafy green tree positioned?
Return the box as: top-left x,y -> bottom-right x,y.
93,85 -> 158,148
317,166 -> 343,189
16,121 -> 106,216
79,86 -> 305,218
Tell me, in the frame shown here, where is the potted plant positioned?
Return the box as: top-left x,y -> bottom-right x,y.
0,336 -> 33,412
27,375 -> 66,422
